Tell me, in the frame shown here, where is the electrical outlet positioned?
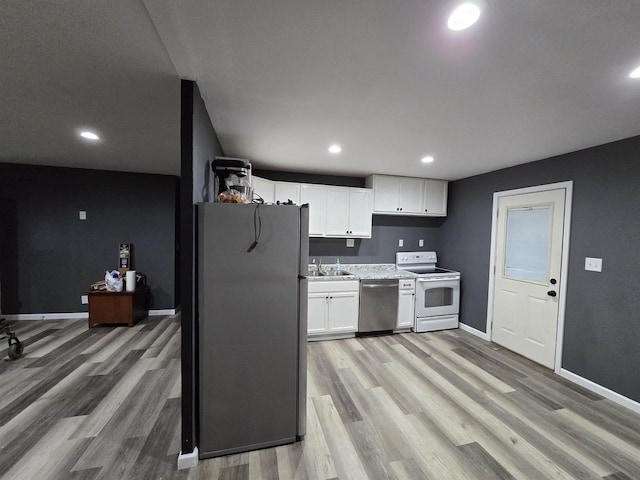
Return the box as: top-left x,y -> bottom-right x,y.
419,239 -> 424,247
585,257 -> 602,272
81,295 -> 89,304
79,210 -> 87,220
346,238 -> 355,248
398,239 -> 404,247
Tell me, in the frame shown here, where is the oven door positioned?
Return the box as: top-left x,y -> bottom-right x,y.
415,277 -> 460,318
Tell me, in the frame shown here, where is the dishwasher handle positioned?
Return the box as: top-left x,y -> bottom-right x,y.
362,283 -> 398,288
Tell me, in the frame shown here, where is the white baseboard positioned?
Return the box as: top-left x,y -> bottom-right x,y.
5,308 -> 177,321
458,322 -> 491,341
177,447 -> 199,470
559,368 -> 640,415
3,312 -> 89,321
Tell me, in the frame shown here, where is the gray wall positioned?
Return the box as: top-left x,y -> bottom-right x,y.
180,80 -> 225,454
310,216 -> 444,264
438,135 -> 640,402
254,169 -> 443,264
0,162 -> 178,314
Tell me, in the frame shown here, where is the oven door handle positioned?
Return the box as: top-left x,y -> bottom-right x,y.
417,277 -> 459,282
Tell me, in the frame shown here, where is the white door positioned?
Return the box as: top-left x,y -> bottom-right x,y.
251,176 -> 274,204
397,290 -> 415,328
398,178 -> 424,213
492,188 -> 566,369
347,189 -> 372,237
274,182 -> 300,204
373,176 -> 400,212
308,293 -> 328,335
423,179 -> 447,216
300,184 -> 327,236
325,188 -> 350,236
328,292 -> 359,332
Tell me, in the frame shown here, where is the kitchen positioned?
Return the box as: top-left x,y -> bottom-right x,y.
1,1 -> 640,478
196,158 -> 462,459
190,149 -> 640,478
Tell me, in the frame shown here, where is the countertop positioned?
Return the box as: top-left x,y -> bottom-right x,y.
306,263 -> 416,281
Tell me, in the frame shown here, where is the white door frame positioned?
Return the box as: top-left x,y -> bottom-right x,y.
486,181 -> 573,374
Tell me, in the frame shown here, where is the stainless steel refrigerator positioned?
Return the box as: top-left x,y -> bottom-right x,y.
198,202 -> 308,459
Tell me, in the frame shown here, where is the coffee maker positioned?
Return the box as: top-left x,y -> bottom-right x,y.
211,157 -> 252,202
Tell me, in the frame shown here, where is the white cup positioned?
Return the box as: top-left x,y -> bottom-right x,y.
126,270 -> 137,292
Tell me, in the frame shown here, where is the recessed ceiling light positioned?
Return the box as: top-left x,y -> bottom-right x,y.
328,144 -> 342,154
421,156 -> 435,164
80,131 -> 100,140
630,65 -> 640,79
448,3 -> 481,31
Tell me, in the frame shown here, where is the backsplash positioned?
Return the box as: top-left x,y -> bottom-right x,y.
309,215 -> 444,264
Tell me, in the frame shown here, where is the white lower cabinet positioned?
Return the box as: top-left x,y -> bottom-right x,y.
308,281 -> 359,338
397,279 -> 416,329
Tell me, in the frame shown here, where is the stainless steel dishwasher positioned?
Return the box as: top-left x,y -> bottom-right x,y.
358,279 -> 399,334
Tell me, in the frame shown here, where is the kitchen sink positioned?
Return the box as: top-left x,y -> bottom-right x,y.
318,270 -> 353,277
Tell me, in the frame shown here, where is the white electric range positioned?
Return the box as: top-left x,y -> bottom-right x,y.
396,251 -> 461,332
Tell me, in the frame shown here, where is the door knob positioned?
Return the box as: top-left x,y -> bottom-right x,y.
547,290 -> 557,297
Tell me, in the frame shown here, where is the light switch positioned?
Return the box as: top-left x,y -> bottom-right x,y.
585,257 -> 602,272
79,210 -> 87,220
419,239 -> 424,247
398,239 -> 404,247
346,239 -> 355,248
81,295 -> 88,304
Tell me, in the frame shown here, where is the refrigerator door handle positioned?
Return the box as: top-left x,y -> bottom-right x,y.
297,277 -> 308,439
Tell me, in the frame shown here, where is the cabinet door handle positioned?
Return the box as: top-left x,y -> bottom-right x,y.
424,209 -> 428,212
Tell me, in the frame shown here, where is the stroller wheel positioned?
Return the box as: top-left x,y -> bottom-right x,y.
8,341 -> 23,360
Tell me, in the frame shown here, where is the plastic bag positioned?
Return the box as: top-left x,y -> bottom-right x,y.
217,174 -> 251,203
105,270 -> 123,292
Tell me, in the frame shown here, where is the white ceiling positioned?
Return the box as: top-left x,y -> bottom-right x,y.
2,1 -> 640,180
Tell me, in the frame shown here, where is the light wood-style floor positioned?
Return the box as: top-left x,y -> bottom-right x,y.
2,317 -> 640,479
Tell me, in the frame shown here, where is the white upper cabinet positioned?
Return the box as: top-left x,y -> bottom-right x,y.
274,182 -> 300,204
251,176 -> 274,204
347,188 -> 373,236
325,188 -> 350,236
325,187 -> 372,238
366,175 -> 448,217
300,184 -> 327,237
248,177 -> 373,237
422,179 -> 448,216
371,175 -> 400,212
398,177 -> 424,214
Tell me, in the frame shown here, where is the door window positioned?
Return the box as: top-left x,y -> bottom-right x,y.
504,205 -> 552,283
